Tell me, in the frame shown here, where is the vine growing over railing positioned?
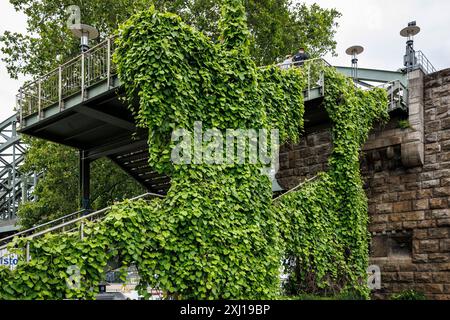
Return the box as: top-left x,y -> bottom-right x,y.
276,68 -> 388,298
0,0 -> 388,300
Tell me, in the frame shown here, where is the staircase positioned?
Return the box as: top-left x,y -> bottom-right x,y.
0,192 -> 164,259
109,145 -> 171,195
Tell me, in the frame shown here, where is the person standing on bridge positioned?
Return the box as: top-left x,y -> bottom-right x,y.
280,55 -> 293,70
292,47 -> 310,66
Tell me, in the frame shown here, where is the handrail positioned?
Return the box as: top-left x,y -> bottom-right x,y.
0,209 -> 84,245
272,174 -> 320,202
276,57 -> 332,69
16,30 -> 414,128
261,58 -> 331,101
414,51 -> 437,75
373,80 -> 408,112
21,36 -> 116,90
17,36 -> 117,123
0,192 -> 164,252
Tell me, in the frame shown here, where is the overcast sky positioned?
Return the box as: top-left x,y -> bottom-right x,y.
0,0 -> 449,121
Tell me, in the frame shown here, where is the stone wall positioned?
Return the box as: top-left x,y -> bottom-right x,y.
276,68 -> 450,299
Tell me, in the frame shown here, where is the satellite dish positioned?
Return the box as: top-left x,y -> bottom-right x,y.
400,25 -> 420,38
69,24 -> 99,40
346,45 -> 364,56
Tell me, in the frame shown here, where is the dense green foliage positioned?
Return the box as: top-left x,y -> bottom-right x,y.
2,0 -> 339,228
0,199 -> 159,300
277,68 -> 388,298
113,0 -> 306,298
2,0 -> 340,228
0,0 -> 388,300
17,137 -> 144,229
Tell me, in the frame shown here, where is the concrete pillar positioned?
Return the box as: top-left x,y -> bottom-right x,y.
401,69 -> 425,167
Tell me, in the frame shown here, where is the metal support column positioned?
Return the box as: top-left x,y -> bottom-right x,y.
79,150 -> 91,214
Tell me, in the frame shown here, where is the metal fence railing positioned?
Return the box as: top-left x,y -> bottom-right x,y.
375,80 -> 408,112
413,50 -> 437,75
17,36 -> 117,124
17,37 -> 414,127
272,58 -> 332,99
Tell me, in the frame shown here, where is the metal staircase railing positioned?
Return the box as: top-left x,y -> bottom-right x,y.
17,36 -> 117,123
373,80 -> 408,112
0,192 -> 164,263
0,208 -> 84,247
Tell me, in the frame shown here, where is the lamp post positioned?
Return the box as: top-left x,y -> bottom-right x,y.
69,23 -> 99,53
400,21 -> 421,72
345,45 -> 364,81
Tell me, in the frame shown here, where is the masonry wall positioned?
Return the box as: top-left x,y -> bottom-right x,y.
277,68 -> 450,300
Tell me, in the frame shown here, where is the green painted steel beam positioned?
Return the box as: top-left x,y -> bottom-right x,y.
20,65 -> 407,130
335,66 -> 408,87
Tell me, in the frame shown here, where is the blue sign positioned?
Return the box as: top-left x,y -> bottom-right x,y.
0,250 -> 18,270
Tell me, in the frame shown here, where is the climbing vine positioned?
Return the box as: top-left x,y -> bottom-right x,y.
0,0 -> 388,300
276,68 -> 388,298
112,0 -> 305,299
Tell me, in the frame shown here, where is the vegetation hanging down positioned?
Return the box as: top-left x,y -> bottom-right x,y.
276,68 -> 388,298
0,0 -> 388,300
112,0 -> 306,299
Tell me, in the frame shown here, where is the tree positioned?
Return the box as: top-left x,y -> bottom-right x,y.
0,0 -> 340,227
1,0 -> 341,78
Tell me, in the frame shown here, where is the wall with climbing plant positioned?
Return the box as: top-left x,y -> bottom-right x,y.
0,0 -> 388,300
276,68 -> 388,298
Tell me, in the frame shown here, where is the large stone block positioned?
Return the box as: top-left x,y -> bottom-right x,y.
437,219 -> 450,227
433,272 -> 450,284
414,229 -> 428,240
423,283 -> 444,294
422,179 -> 440,188
433,209 -> 450,219
434,188 -> 450,197
428,253 -> 450,263
441,239 -> 450,252
393,201 -> 413,213
428,228 -> 450,239
401,142 -> 424,167
415,272 -> 433,283
413,199 -> 429,210
398,191 -> 417,201
397,272 -> 414,283
419,240 -> 440,253
417,219 -> 437,229
430,198 -> 448,209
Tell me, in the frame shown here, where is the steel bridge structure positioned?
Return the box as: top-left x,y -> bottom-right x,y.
0,115 -> 38,235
